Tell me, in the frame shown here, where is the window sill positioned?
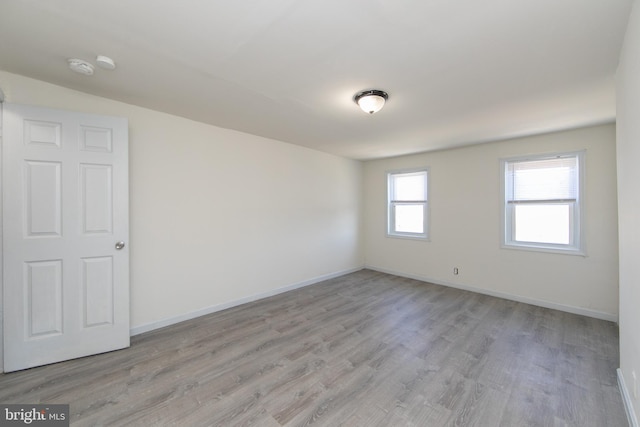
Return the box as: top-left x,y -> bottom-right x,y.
386,233 -> 430,241
501,242 -> 586,257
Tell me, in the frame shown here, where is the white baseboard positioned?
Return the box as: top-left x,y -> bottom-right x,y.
130,264 -> 618,336
364,265 -> 618,323
618,368 -> 639,427
129,267 -> 363,336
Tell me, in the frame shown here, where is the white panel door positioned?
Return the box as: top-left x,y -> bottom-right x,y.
2,103 -> 129,372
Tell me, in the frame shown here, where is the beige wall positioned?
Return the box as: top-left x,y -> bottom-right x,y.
0,71 -> 364,341
616,0 -> 640,421
364,124 -> 619,319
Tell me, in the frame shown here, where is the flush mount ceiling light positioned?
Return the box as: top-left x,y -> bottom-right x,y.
68,59 -> 94,76
353,89 -> 388,114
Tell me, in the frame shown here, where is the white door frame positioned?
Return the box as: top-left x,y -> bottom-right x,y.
1,91 -> 5,372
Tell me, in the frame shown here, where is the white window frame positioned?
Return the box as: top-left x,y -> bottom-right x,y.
500,151 -> 585,255
387,168 -> 429,240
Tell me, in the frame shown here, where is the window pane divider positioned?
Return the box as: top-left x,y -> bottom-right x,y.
507,199 -> 577,204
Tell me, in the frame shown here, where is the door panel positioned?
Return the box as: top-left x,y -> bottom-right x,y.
3,103 -> 129,372
24,160 -> 62,236
82,256 -> 114,327
26,260 -> 63,337
80,163 -> 113,234
24,119 -> 61,148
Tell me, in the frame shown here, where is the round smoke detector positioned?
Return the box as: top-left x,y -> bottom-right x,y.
96,55 -> 116,70
68,59 -> 94,76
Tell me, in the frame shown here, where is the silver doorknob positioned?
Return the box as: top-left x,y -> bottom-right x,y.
115,241 -> 125,250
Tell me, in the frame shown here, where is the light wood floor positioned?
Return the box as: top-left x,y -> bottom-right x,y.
0,270 -> 627,426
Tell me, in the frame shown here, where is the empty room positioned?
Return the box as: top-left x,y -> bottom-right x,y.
1,0 -> 639,426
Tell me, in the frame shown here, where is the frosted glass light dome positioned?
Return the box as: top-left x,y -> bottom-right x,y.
354,90 -> 388,114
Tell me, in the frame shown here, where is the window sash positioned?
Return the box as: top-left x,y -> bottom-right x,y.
506,156 -> 578,202
506,201 -> 576,247
390,201 -> 427,235
389,171 -> 427,203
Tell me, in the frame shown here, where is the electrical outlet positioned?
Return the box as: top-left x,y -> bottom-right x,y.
453,267 -> 459,275
633,370 -> 637,399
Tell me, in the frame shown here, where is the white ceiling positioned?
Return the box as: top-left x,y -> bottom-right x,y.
0,0 -> 633,160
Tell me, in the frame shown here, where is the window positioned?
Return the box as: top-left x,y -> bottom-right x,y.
388,169 -> 429,239
501,152 -> 584,254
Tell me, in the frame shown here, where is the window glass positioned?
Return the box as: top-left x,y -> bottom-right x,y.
513,204 -> 571,245
394,204 -> 425,234
392,174 -> 425,201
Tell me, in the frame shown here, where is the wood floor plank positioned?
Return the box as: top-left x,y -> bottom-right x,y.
0,270 -> 627,426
